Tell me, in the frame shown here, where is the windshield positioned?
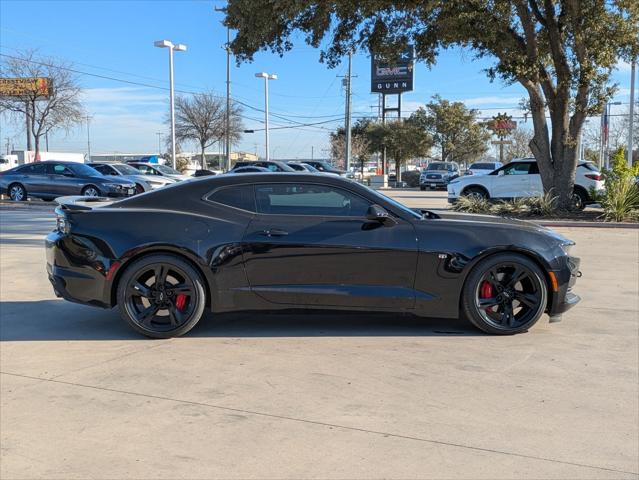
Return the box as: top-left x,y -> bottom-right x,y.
113,164 -> 141,175
470,163 -> 496,170
154,164 -> 181,175
69,163 -> 101,176
426,162 -> 452,171
362,185 -> 423,220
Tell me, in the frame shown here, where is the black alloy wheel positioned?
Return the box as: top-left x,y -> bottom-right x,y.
461,253 -> 547,334
82,185 -> 100,197
117,254 -> 206,338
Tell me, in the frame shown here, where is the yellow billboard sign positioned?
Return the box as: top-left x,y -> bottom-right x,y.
0,77 -> 51,98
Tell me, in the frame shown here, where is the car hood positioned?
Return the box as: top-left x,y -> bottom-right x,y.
436,211 -> 550,233
100,175 -> 136,186
165,174 -> 191,181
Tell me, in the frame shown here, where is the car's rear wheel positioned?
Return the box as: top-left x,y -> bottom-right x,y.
572,188 -> 588,211
462,186 -> 489,199
82,185 -> 100,197
8,183 -> 26,201
117,254 -> 206,338
460,253 -> 547,335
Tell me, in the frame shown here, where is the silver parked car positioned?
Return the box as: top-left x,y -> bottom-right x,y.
419,162 -> 461,190
127,162 -> 192,181
0,161 -> 136,201
89,162 -> 175,193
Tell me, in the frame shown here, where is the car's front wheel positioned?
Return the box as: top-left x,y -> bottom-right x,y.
82,185 -> 100,197
8,183 -> 26,201
460,253 -> 547,335
116,254 -> 207,338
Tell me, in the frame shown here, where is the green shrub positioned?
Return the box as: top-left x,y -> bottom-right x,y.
490,198 -> 528,215
527,192 -> 557,216
452,195 -> 492,213
600,147 -> 639,221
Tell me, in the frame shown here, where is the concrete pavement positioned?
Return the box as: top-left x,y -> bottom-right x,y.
1,206 -> 637,479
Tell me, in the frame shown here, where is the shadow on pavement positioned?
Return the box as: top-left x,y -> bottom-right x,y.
0,300 -> 480,341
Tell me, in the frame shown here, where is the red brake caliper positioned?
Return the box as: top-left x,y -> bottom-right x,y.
480,281 -> 496,312
175,294 -> 187,311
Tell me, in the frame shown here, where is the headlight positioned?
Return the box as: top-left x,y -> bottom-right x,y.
559,241 -> 575,255
104,183 -> 123,190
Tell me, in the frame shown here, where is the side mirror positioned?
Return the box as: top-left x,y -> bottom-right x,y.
366,204 -> 397,227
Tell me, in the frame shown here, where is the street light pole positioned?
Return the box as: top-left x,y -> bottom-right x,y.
255,72 -> 277,161
154,40 -> 187,169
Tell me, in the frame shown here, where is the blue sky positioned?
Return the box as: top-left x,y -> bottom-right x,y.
0,0 -> 635,159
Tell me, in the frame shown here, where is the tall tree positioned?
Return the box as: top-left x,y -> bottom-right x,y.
0,50 -> 84,161
173,92 -> 243,169
366,119 -> 432,176
409,96 -> 489,167
225,1 -> 639,210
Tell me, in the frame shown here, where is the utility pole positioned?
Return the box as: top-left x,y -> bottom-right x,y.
156,132 -> 162,156
25,101 -> 32,151
86,115 -> 92,162
311,145 -> 314,160
344,50 -> 353,172
628,59 -> 636,167
215,6 -> 232,171
45,132 -> 49,152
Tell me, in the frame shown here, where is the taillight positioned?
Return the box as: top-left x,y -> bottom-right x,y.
585,173 -> 602,181
56,215 -> 70,234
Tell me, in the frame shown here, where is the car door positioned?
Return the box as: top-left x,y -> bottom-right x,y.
241,182 -> 419,309
49,163 -> 82,196
492,162 -> 533,198
18,163 -> 50,196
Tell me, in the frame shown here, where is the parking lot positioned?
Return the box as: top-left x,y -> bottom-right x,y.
1,198 -> 638,479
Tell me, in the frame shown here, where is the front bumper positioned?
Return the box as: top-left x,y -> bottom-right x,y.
420,179 -> 449,188
547,255 -> 581,316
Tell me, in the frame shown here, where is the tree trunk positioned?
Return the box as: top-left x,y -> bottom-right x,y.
525,83 -> 581,211
33,136 -> 41,162
201,145 -> 207,170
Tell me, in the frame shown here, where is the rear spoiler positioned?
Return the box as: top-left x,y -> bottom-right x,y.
55,196 -> 115,211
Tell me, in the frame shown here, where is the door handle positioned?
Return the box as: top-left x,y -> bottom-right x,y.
260,229 -> 288,237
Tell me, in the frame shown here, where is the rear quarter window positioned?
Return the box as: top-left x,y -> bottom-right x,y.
207,185 -> 256,212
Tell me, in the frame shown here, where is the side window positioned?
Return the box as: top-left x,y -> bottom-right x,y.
28,163 -> 48,174
92,165 -> 109,175
502,163 -> 531,175
52,164 -> 73,175
255,183 -> 371,217
207,185 -> 256,212
529,163 -> 539,174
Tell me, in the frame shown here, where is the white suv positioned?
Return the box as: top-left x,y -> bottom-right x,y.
447,158 -> 604,209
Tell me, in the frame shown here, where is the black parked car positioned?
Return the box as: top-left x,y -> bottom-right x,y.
1,161 -> 136,201
303,160 -> 345,175
46,173 -> 580,338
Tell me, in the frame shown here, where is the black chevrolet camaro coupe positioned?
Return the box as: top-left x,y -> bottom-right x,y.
45,173 -> 581,338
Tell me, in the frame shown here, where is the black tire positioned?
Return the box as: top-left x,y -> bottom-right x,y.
572,188 -> 588,211
460,253 -> 547,335
420,186 -> 426,191
8,183 -> 26,201
82,185 -> 101,197
135,183 -> 145,194
462,186 -> 489,199
116,254 -> 207,338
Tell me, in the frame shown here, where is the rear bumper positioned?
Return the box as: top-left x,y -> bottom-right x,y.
45,231 -> 114,308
